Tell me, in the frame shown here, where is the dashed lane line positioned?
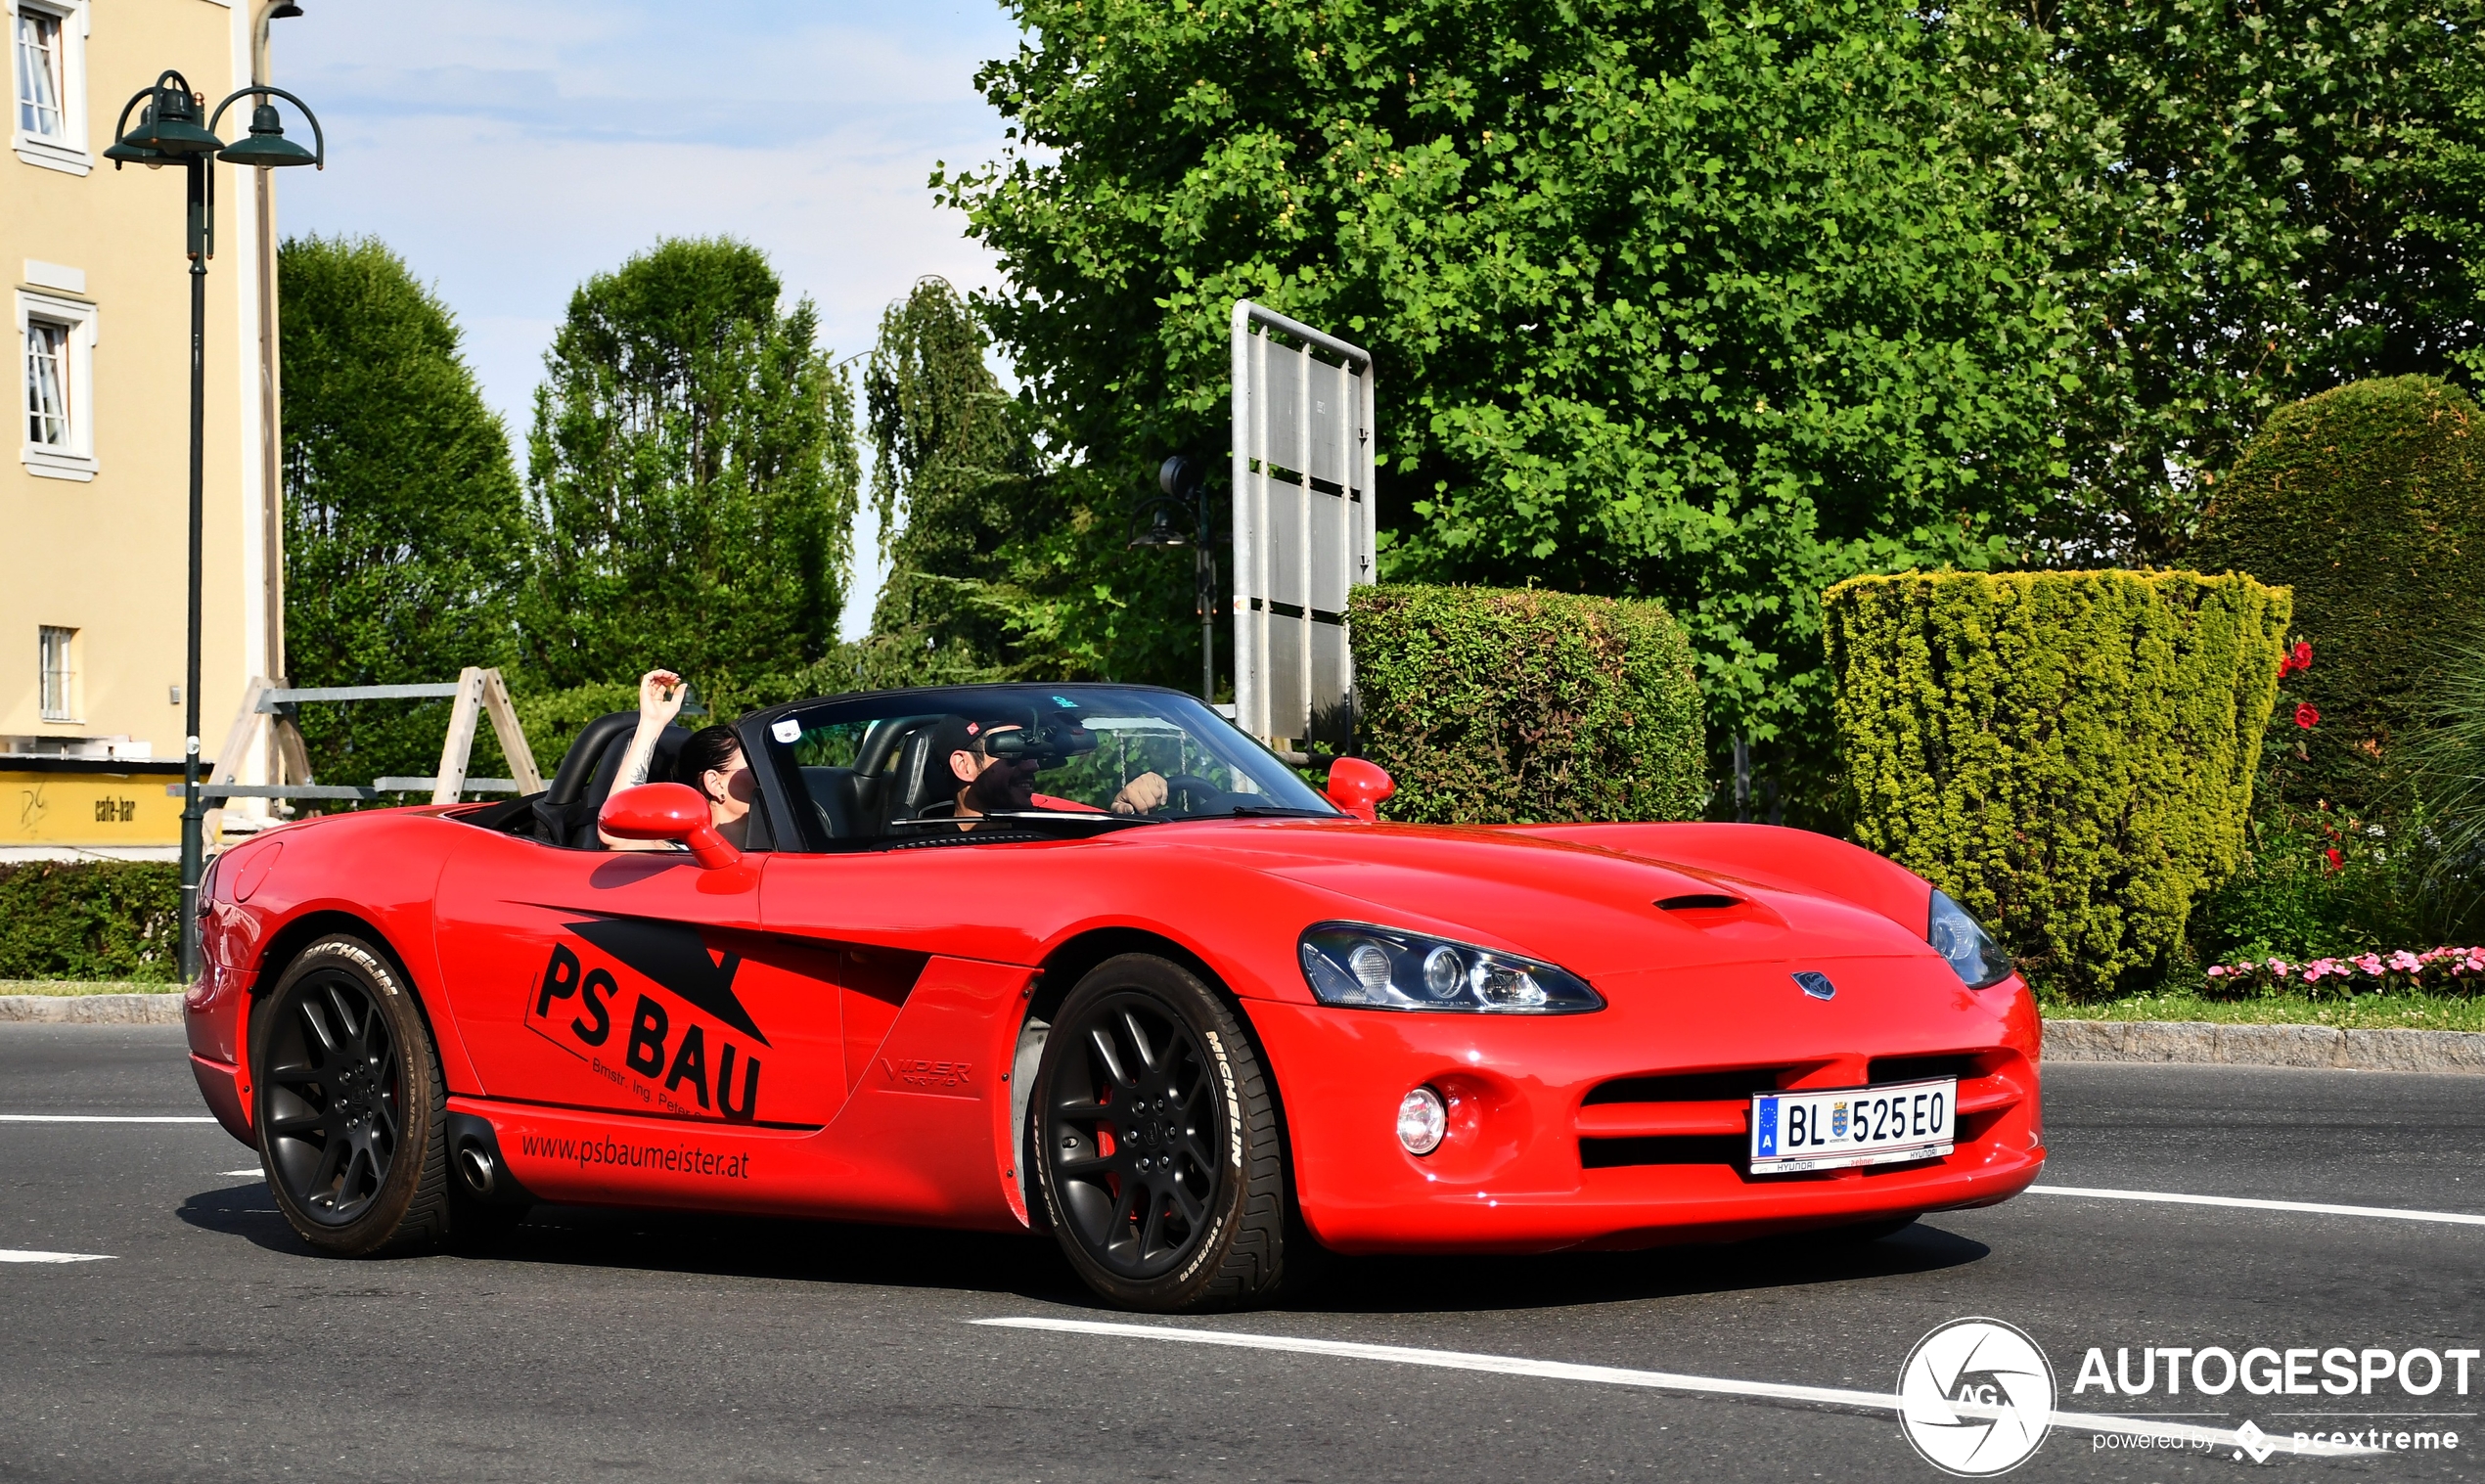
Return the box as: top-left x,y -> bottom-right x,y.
219,1168 -> 261,1178
973,1318 -> 2376,1460
0,1114 -> 217,1124
2028,1184 -> 2485,1227
0,1250 -> 113,1264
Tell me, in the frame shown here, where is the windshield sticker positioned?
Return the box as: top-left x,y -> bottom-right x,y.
771,718 -> 801,743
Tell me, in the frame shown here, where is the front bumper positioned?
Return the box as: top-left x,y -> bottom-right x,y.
1248,958 -> 2044,1255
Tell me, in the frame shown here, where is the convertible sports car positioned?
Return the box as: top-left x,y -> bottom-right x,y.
186,683 -> 2043,1312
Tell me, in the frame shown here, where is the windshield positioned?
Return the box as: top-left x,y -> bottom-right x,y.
759,685 -> 1337,847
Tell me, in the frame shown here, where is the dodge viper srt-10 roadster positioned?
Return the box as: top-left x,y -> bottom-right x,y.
186,683 -> 2043,1312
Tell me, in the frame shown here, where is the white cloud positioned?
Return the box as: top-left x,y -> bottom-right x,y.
268,0 -> 1026,636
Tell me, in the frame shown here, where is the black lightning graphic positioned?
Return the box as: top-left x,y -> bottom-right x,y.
564,917 -> 767,1046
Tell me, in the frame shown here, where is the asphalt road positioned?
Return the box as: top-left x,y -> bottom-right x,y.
1,1024 -> 2477,1483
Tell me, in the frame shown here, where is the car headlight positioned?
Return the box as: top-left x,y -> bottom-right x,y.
1928,888 -> 2011,990
1298,922 -> 1604,1013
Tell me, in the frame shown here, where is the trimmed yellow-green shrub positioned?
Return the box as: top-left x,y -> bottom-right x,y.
1825,570 -> 2289,998
2188,377 -> 2485,812
1349,585 -> 1706,824
0,862 -> 182,982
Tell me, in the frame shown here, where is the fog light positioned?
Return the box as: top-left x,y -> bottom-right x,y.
1396,1086 -> 1447,1155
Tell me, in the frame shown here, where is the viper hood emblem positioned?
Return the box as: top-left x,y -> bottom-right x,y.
1791,970 -> 1836,1001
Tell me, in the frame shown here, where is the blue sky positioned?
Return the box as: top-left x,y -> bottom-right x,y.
271,0 -> 1028,634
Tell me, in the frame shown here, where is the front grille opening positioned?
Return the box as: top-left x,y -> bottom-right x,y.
1584,1066 -> 1795,1105
1869,1053 -> 1997,1085
1581,1135 -> 1744,1169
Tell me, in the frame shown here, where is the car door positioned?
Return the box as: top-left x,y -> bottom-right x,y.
432,824 -> 847,1132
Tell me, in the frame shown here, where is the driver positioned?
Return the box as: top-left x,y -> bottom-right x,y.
929,713 -> 1167,829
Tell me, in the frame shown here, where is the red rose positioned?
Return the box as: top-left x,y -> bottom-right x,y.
2294,702 -> 2320,729
2325,846 -> 2343,871
2290,641 -> 2312,672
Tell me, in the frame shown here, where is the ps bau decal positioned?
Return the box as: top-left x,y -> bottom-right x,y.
525,919 -> 765,1123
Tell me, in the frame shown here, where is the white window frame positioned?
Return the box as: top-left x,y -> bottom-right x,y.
19,288 -> 95,479
38,624 -> 77,724
8,0 -> 86,176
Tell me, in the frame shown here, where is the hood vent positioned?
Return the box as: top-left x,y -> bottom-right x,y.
1654,892 -> 1742,912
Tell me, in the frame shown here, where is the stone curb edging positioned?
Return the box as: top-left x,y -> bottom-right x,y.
2045,1017 -> 2485,1075
0,993 -> 185,1024
5,994 -> 2481,1072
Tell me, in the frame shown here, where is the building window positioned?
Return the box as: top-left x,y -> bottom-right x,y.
38,625 -> 75,722
8,0 -> 85,174
24,314 -> 66,442
14,7 -> 60,137
17,289 -> 94,478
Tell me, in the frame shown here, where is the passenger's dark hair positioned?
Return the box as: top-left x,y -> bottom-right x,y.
674,726 -> 744,797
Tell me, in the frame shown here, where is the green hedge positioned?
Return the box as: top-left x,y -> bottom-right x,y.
2188,376 -> 2485,813
1349,585 -> 1706,824
1825,570 -> 2288,998
0,863 -> 182,983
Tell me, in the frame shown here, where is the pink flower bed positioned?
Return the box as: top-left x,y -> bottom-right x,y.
2204,947 -> 2485,998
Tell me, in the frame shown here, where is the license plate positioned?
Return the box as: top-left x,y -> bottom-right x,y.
1747,1078 -> 1955,1175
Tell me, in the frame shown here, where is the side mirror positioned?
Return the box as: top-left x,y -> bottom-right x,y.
1325,756 -> 1395,823
599,783 -> 740,869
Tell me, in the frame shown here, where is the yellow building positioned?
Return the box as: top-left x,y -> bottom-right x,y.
4,0 -> 294,855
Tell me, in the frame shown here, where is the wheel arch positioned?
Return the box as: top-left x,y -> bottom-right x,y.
249,909 -> 457,1090
1018,925 -> 1309,1247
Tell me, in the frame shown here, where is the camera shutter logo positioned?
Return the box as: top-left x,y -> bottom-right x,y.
1898,1318 -> 2056,1476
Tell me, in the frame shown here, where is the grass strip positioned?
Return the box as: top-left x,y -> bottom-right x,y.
0,980 -> 181,997
2042,989 -> 2485,1032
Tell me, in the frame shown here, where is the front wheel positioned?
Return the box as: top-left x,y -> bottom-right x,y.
1031,954 -> 1294,1311
252,935 -> 454,1257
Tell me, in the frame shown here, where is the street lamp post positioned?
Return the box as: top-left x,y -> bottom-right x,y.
105,72 -> 322,982
1130,455 -> 1217,702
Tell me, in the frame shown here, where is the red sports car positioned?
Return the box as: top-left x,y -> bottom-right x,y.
186,683 -> 2044,1312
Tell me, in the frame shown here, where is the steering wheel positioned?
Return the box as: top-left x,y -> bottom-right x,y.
1153,774 -> 1235,815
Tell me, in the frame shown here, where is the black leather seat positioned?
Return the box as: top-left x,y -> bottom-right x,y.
799,766 -> 879,840
529,712 -> 692,848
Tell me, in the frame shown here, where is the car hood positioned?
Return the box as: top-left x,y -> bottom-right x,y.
1142,820 -> 1938,979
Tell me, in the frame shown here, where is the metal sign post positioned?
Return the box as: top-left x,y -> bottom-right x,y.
1229,301 -> 1376,755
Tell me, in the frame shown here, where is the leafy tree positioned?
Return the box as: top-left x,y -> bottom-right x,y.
522,237 -> 860,696
944,0 -> 2075,756
864,277 -> 1040,661
860,277 -> 1204,687
279,234 -> 526,785
1960,0 -> 2485,562
940,0 -> 2485,793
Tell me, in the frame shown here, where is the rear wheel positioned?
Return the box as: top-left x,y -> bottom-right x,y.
1032,954 -> 1292,1311
252,935 -> 453,1257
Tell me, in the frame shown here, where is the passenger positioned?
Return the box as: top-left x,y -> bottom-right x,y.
930,714 -> 1166,829
600,669 -> 754,852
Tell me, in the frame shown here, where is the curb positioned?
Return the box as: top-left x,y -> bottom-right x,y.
5,995 -> 2480,1072
0,993 -> 185,1025
2045,1018 -> 2485,1075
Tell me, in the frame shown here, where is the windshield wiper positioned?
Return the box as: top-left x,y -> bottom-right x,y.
1217,804 -> 1338,819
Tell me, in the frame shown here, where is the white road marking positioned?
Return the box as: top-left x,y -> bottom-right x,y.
974,1318 -> 2376,1459
219,1168 -> 261,1178
0,1249 -> 113,1264
0,1114 -> 216,1124
2029,1184 -> 2485,1227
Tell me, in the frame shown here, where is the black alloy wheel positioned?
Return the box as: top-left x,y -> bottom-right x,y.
254,934 -> 456,1256
264,973 -> 399,1223
1033,954 -> 1295,1311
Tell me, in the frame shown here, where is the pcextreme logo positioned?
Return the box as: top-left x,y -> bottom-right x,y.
1898,1318 -> 2057,1476
525,918 -> 766,1122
